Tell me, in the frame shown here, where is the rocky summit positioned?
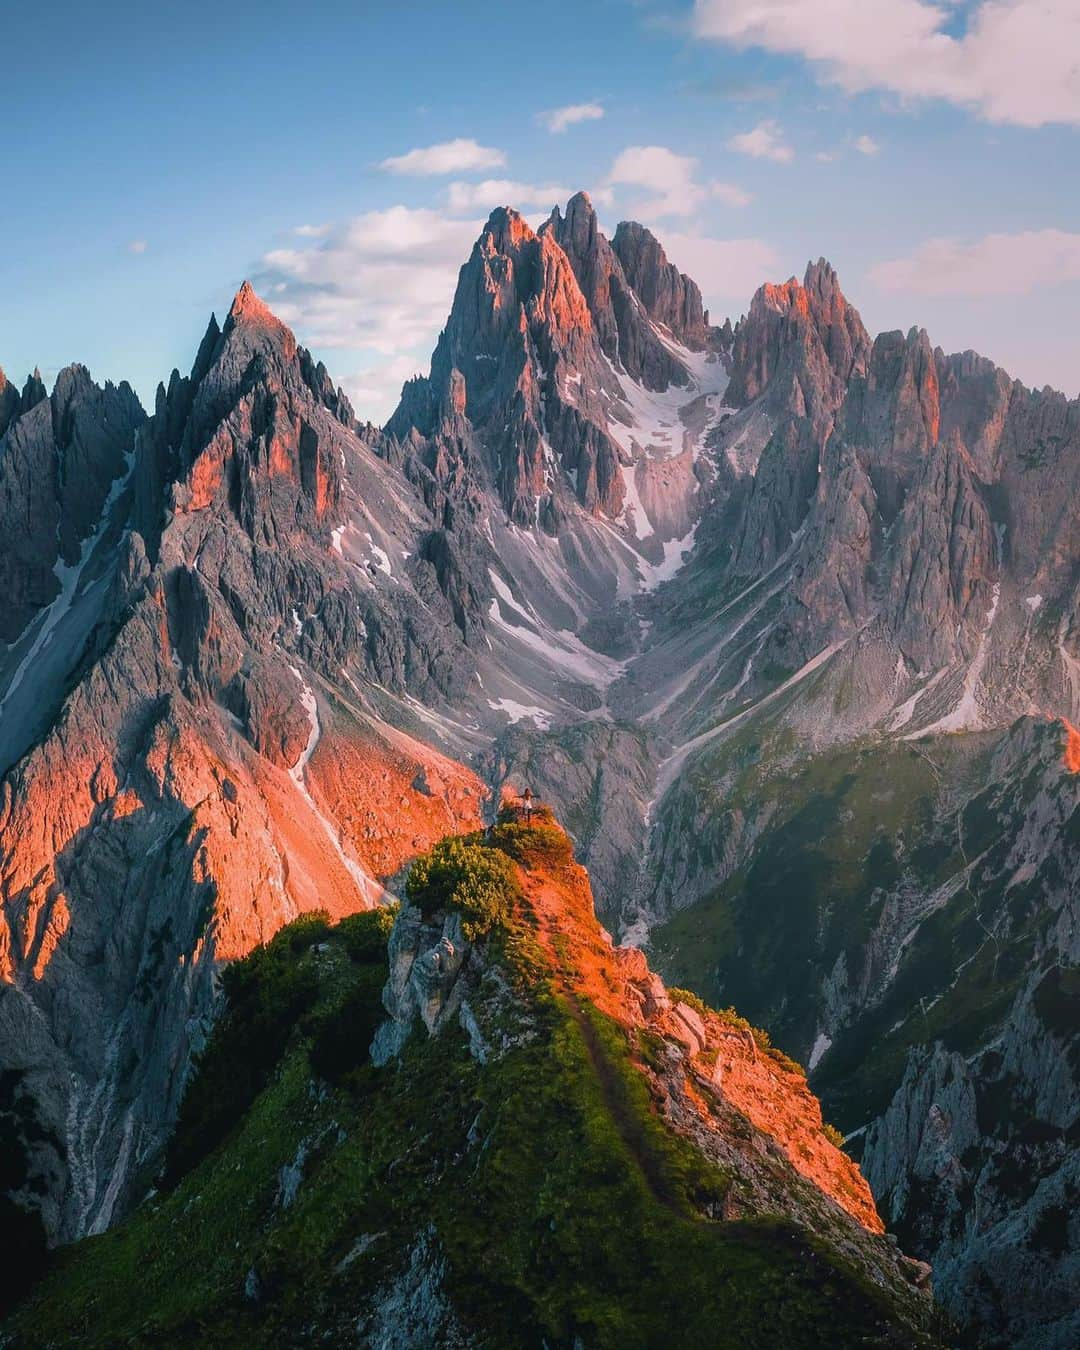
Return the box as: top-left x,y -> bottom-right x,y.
0,195 -> 1077,1348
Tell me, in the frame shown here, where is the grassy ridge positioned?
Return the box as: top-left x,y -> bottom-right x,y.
8,825 -> 934,1347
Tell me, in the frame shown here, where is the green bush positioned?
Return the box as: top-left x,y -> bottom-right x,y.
670,987 -> 710,1018
406,838 -> 521,940
309,972 -> 386,1083
822,1123 -> 845,1149
488,820 -> 574,870
337,904 -> 398,964
307,908 -> 395,1083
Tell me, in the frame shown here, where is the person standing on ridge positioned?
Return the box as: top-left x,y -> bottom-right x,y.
521,788 -> 534,821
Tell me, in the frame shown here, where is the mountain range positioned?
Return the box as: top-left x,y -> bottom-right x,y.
0,191 -> 1077,1348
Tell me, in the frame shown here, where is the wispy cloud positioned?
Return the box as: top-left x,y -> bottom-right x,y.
854,134 -> 880,156
726,120 -> 794,163
446,179 -> 575,213
693,0 -> 1080,128
869,228 -> 1080,296
379,138 -> 507,176
661,232 -> 781,307
538,101 -> 605,134
256,205 -> 484,420
127,238 -> 148,255
606,145 -> 752,218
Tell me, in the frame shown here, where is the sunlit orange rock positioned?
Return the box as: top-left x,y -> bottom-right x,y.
1064,718 -> 1080,773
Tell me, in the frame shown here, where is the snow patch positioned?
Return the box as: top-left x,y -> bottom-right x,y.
364,533 -> 392,577
288,666 -> 321,784
287,665 -> 388,908
908,580 -> 1001,738
619,460 -> 655,541
0,448 -> 134,719
636,524 -> 698,592
808,1032 -> 832,1072
487,697 -> 552,730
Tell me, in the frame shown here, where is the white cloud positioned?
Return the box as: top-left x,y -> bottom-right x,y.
538,102 -> 605,134
712,181 -> 754,208
379,138 -> 507,176
447,179 -> 575,214
256,205 -> 484,421
661,233 -> 781,306
869,228 -> 1080,296
815,150 -> 838,163
726,120 -> 794,163
854,134 -> 880,156
693,0 -> 1080,128
127,238 -> 148,255
294,223 -> 330,238
342,355 -> 428,420
606,145 -> 752,217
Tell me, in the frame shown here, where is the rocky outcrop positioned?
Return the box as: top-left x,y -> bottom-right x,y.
372,904 -> 472,1064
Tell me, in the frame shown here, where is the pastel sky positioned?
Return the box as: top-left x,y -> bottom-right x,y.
3,0 -> 1078,422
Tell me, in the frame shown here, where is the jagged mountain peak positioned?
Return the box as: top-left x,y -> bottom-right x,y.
803,255 -> 839,294
476,203 -> 537,256
728,256 -> 870,413
227,278 -> 276,326
611,218 -> 711,350
547,187 -> 598,235
387,192 -> 738,545
220,278 -> 297,363
21,368 -> 48,411
0,367 -> 53,442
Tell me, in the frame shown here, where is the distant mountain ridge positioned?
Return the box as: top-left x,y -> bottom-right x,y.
0,193 -> 1077,1346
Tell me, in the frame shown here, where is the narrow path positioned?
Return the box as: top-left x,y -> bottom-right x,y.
563,991 -> 687,1218
518,871 -> 692,1218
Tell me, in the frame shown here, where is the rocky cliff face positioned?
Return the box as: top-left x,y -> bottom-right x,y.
1,195 -> 1077,1347
0,363 -> 144,668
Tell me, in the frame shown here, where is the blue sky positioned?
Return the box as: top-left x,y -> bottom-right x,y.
2,0 -> 1078,421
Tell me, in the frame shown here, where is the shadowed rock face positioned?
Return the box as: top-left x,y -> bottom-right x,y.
1,197 -> 1078,1347
611,219 -> 712,351
0,365 -> 145,642
549,195 -> 699,389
